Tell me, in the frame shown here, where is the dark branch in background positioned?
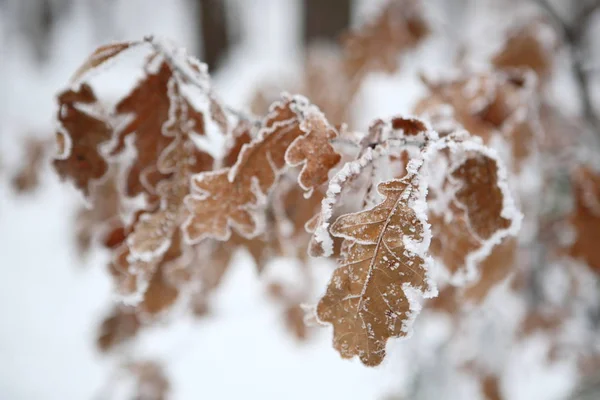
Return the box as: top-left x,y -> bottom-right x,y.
534,0 -> 600,140
304,0 -> 351,45
197,0 -> 230,73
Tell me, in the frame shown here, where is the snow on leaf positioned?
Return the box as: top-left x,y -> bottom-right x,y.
415,70 -> 541,171
110,60 -> 176,200
53,83 -> 112,198
183,94 -> 337,243
429,152 -> 518,282
316,178 -> 433,366
463,237 -> 517,303
125,79 -> 215,263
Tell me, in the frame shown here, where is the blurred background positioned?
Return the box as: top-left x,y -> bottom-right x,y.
1,0 -> 600,399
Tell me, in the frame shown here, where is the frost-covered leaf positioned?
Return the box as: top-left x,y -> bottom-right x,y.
285,113 -> 341,197
415,70 -> 541,170
75,167 -> 122,258
110,60 -> 178,200
184,94 -> 338,243
429,154 -> 518,281
317,178 -> 434,366
125,83 -> 215,262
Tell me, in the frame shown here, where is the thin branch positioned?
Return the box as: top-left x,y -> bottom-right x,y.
533,0 -> 600,140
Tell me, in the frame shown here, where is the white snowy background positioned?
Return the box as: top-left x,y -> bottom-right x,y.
0,0 -> 594,399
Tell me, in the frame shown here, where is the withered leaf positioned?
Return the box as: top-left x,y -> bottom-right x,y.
111,61 -> 175,200
71,41 -> 139,82
53,83 -> 112,197
139,262 -> 179,316
184,95 -> 337,243
317,178 -> 433,366
286,114 -> 341,197
430,154 -> 514,279
414,70 -> 540,170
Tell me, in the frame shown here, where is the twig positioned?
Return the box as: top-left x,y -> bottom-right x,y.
533,0 -> 600,140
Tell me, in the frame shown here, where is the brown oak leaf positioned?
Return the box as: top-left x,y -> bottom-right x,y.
53,83 -> 112,197
430,154 -> 515,279
110,61 -> 176,200
285,113 -> 341,197
317,178 -> 433,366
184,95 -> 337,243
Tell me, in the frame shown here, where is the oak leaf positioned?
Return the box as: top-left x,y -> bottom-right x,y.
317,178 -> 434,366
53,83 -> 112,197
184,95 -> 338,243
429,154 -> 516,281
285,114 -> 341,197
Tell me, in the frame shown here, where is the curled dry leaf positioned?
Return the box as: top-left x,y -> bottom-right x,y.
125,82 -> 215,263
429,154 -> 515,281
71,41 -> 139,82
317,178 -> 434,366
285,114 -> 341,197
415,70 -> 541,170
53,40 -> 234,318
111,61 -> 176,201
312,118 -> 520,365
53,83 -> 112,197
184,94 -> 339,243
